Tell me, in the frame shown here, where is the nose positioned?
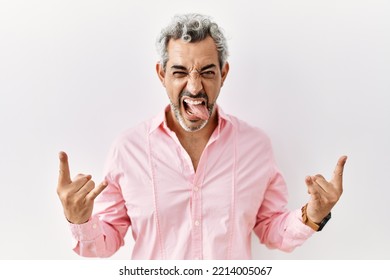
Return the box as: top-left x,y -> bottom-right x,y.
186,71 -> 203,95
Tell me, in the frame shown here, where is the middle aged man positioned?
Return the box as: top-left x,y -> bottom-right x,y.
57,13 -> 347,259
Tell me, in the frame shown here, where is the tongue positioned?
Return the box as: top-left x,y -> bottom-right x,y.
186,103 -> 209,120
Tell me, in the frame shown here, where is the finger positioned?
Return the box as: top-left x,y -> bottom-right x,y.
58,151 -> 72,185
313,174 -> 330,192
332,155 -> 348,183
86,181 -> 108,201
305,176 -> 313,194
72,174 -> 92,192
306,176 -> 326,195
73,173 -> 90,181
75,178 -> 95,197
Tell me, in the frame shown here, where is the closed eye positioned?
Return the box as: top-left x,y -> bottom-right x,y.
201,71 -> 215,79
172,71 -> 188,78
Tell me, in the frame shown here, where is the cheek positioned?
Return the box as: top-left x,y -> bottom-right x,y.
166,78 -> 184,90
204,82 -> 222,100
165,85 -> 182,103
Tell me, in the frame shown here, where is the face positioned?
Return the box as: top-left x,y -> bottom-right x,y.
156,36 -> 229,132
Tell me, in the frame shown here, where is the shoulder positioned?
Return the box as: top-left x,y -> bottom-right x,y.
227,114 -> 272,148
103,118 -> 153,174
224,113 -> 277,173
109,117 -> 153,154
118,120 -> 150,143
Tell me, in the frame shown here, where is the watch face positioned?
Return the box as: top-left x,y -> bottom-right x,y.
317,212 -> 331,231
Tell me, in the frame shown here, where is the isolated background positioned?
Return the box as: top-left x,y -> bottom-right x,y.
0,0 -> 389,259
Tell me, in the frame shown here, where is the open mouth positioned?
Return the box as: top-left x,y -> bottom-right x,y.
182,97 -> 209,121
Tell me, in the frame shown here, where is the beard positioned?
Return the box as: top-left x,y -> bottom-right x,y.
169,90 -> 215,132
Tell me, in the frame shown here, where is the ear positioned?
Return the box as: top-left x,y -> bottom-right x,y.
156,62 -> 166,87
220,62 -> 229,87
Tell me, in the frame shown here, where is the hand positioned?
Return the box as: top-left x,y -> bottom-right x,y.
305,155 -> 348,223
56,151 -> 108,224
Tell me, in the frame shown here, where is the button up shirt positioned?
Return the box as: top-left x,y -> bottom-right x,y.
70,106 -> 314,259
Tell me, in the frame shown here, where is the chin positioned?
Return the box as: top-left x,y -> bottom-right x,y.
178,115 -> 209,132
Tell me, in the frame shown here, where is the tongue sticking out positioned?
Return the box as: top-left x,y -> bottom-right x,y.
186,102 -> 209,120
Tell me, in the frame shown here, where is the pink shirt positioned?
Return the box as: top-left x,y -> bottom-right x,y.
70,106 -> 314,259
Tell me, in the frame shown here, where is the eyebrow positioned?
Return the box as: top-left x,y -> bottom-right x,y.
200,64 -> 217,71
170,64 -> 217,72
170,65 -> 188,71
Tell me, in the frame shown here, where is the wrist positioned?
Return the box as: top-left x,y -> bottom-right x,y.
301,203 -> 331,232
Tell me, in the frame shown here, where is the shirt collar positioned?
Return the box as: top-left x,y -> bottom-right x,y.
148,104 -> 232,134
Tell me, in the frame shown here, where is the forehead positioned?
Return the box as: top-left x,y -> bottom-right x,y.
166,36 -> 219,68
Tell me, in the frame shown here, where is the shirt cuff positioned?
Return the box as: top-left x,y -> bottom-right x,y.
289,209 -> 316,236
69,216 -> 102,241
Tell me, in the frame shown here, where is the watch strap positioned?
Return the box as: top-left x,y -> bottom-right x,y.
301,203 -> 331,232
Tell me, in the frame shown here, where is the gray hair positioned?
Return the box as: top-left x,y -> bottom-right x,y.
156,13 -> 229,71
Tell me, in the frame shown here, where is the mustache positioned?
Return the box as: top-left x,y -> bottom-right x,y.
180,90 -> 208,102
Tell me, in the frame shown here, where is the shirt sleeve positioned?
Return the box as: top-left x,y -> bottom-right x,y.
253,156 -> 314,252
70,140 -> 131,258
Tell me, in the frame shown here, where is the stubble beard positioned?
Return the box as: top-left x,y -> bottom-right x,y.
169,94 -> 215,132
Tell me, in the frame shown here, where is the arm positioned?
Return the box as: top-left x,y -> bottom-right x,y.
70,178 -> 131,258
253,156 -> 347,252
253,166 -> 314,252
57,151 -> 130,258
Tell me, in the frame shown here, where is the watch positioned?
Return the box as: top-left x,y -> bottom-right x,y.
301,203 -> 331,232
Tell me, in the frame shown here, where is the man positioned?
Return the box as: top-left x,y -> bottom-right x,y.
57,13 -> 347,259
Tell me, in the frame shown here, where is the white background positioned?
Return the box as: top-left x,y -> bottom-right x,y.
0,0 -> 389,260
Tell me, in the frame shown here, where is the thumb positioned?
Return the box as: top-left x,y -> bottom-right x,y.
58,151 -> 72,185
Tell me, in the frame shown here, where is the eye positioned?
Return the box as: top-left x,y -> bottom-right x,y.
172,71 -> 188,78
201,71 -> 215,79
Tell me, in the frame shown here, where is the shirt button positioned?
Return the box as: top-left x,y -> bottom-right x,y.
193,186 -> 199,192
92,223 -> 97,229
194,220 -> 200,226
